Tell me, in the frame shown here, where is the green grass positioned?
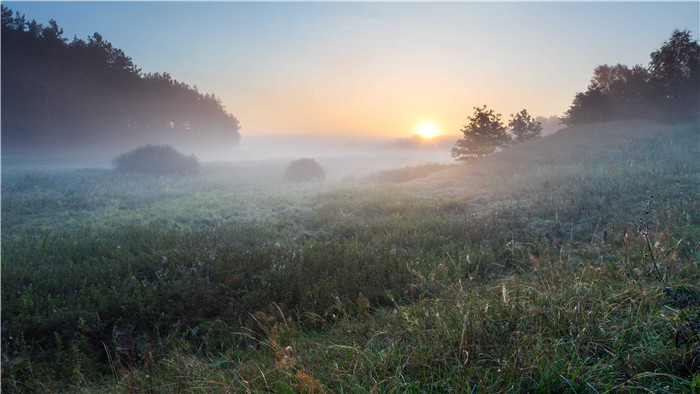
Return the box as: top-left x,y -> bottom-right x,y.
2,120 -> 699,391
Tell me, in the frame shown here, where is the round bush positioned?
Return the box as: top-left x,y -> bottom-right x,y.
112,144 -> 201,176
284,158 -> 325,182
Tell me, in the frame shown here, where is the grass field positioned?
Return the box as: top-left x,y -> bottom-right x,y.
2,120 -> 699,392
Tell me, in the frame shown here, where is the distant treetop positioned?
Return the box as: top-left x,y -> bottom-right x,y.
563,29 -> 699,126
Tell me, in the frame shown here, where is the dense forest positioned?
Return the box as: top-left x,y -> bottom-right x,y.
562,29 -> 699,126
1,6 -> 241,151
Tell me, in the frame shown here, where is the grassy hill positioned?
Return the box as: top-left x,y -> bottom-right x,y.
2,121 -> 699,391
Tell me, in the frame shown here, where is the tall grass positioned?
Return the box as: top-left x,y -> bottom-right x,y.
1,120 -> 698,391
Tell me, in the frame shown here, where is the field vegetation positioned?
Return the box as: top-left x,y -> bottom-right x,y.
283,158 -> 326,183
2,120 -> 699,391
112,145 -> 201,176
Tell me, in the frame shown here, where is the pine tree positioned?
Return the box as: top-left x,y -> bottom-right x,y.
508,109 -> 542,144
451,105 -> 510,161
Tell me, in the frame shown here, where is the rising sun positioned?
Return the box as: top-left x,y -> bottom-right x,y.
417,123 -> 439,139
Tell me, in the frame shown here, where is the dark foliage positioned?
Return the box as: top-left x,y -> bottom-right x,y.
649,30 -> 700,123
563,87 -> 615,126
451,105 -> 511,161
1,6 -> 241,150
509,109 -> 542,144
284,158 -> 325,182
112,145 -> 201,176
563,30 -> 699,126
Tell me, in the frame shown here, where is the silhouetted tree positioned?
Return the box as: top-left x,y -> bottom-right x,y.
649,29 -> 700,122
1,5 -> 241,150
508,109 -> 542,144
590,64 -> 631,96
562,87 -> 614,126
562,29 -> 699,126
452,105 -> 510,160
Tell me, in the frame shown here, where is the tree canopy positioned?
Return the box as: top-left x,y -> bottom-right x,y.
452,106 -> 544,161
509,109 -> 542,144
649,29 -> 700,121
451,105 -> 510,161
1,6 -> 241,150
563,29 -> 699,126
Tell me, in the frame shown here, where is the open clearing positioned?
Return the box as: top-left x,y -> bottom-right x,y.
2,121 -> 699,391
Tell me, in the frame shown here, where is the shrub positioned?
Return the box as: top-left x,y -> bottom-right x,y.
284,158 -> 325,182
112,145 -> 201,176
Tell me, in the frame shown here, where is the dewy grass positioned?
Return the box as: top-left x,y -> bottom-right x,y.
1,120 -> 699,391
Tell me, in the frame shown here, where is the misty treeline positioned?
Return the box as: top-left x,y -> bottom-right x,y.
453,30 -> 699,161
451,106 -> 542,161
563,29 -> 700,126
1,6 -> 241,150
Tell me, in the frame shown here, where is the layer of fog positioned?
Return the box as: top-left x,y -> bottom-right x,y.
1,116 -> 562,177
1,133 -> 460,178
204,133 -> 459,180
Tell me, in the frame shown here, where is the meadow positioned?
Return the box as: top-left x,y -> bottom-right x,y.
2,120 -> 699,392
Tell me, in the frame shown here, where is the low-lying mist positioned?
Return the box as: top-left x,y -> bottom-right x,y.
2,133 -> 459,180
221,134 -> 457,178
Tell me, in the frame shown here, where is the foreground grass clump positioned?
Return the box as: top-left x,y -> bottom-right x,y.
112,144 -> 201,176
1,121 -> 698,391
63,230 -> 700,392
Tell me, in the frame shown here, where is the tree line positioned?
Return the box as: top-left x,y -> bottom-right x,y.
562,29 -> 699,126
1,6 -> 241,150
453,30 -> 698,161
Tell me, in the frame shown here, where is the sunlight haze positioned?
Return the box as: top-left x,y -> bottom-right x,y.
5,1 -> 698,138
3,1 -> 700,389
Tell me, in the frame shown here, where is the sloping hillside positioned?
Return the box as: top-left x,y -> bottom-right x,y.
415,120 -> 697,198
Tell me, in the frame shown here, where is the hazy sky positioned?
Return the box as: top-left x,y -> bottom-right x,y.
5,1 -> 699,139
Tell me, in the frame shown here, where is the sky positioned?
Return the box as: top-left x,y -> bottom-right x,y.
4,1 -> 699,140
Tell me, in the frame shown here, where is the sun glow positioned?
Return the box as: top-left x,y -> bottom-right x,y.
417,123 -> 439,139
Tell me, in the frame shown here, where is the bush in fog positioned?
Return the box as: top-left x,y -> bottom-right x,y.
284,158 -> 325,182
112,144 -> 201,176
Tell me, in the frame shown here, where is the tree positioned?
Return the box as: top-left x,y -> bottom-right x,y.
590,64 -> 650,111
561,87 -> 613,126
563,64 -> 651,126
590,64 -> 631,96
562,30 -> 699,126
508,109 -> 542,144
648,29 -> 700,122
451,105 -> 510,161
